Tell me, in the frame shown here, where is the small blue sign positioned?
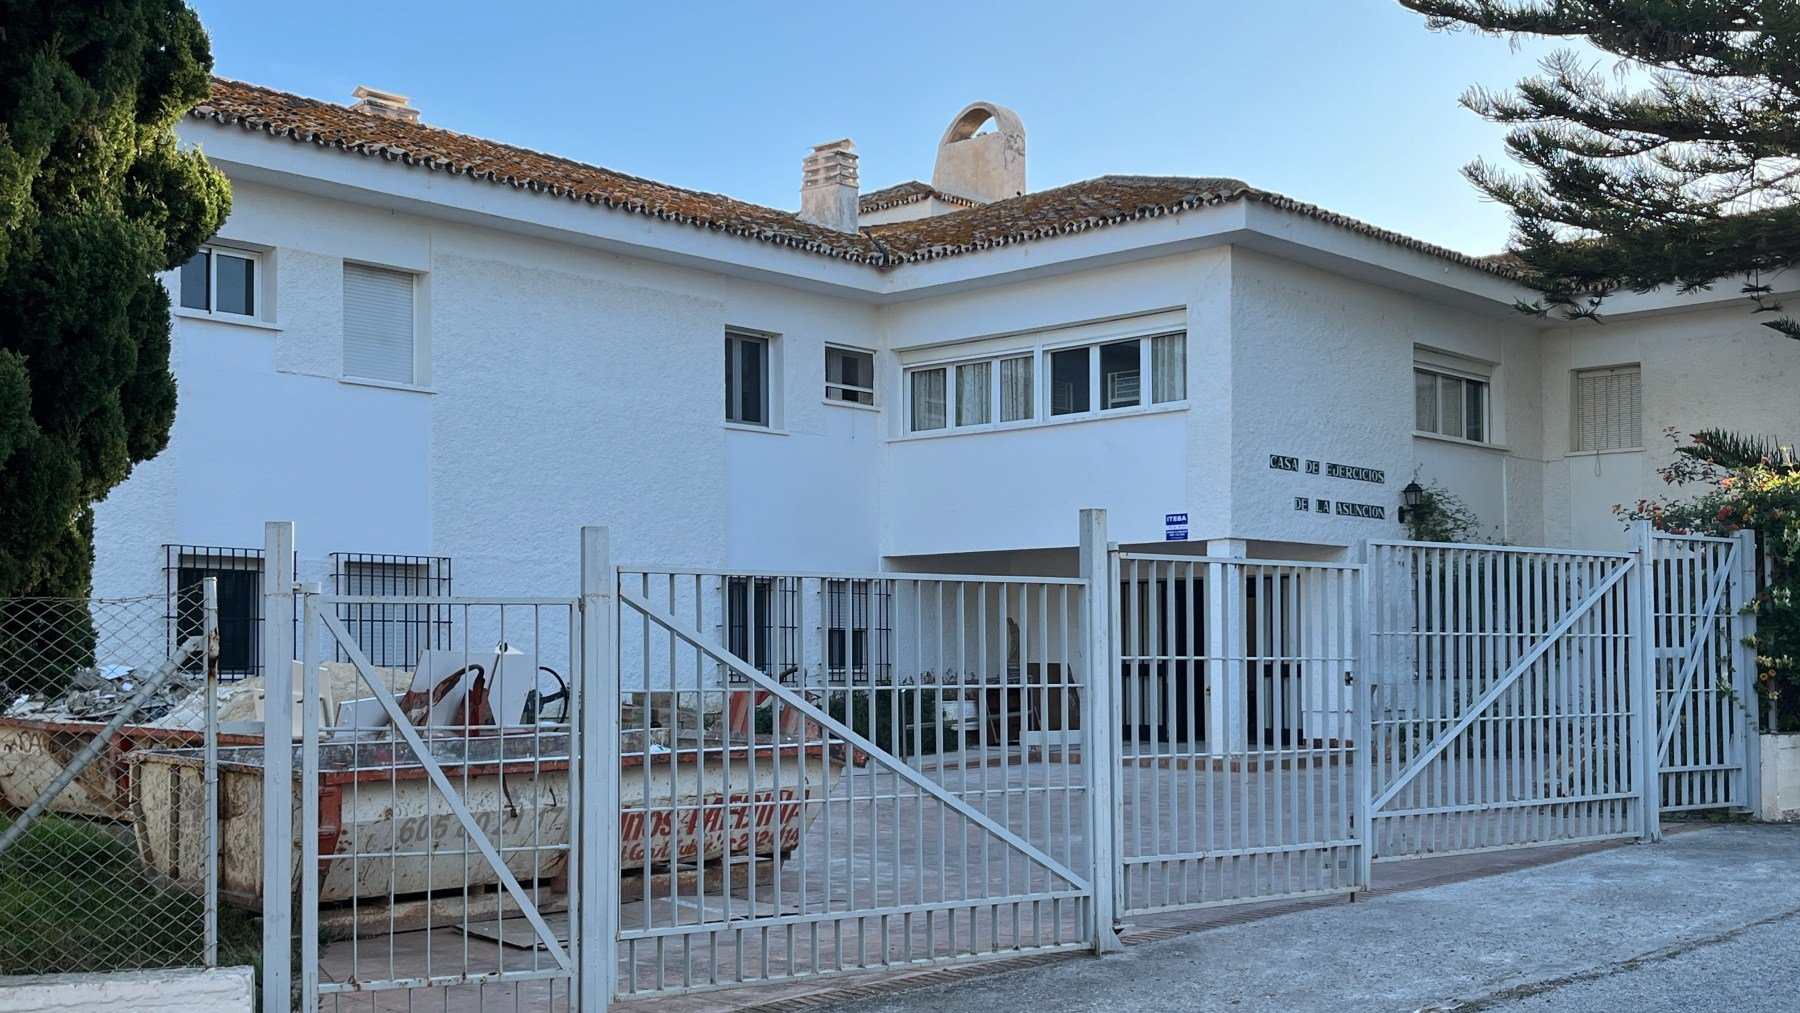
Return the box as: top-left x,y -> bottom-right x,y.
1165,513 -> 1188,526
1165,528 -> 1188,541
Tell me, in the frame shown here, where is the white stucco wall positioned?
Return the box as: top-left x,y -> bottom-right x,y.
0,966 -> 253,1013
1540,298 -> 1800,550
1225,250 -> 1544,552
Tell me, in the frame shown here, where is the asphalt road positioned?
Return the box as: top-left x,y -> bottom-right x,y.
825,824 -> 1800,1013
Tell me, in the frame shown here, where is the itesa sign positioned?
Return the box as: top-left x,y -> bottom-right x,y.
1269,453 -> 1388,520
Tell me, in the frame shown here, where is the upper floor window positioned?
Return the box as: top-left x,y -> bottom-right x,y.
906,330 -> 1184,434
726,330 -> 771,426
825,345 -> 875,406
1414,365 -> 1489,443
1573,364 -> 1642,452
178,246 -> 259,319
343,263 -> 417,384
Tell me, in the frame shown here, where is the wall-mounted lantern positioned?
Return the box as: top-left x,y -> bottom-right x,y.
1398,481 -> 1425,524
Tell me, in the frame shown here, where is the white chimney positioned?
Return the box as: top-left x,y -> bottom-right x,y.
800,139 -> 860,232
350,85 -> 420,123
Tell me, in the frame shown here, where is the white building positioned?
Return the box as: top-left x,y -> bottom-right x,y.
94,79 -> 1800,675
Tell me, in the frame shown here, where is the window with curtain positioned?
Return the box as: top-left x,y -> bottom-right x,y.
956,361 -> 992,426
909,367 -> 947,431
1151,333 -> 1185,403
1413,366 -> 1489,443
1000,355 -> 1033,422
343,264 -> 416,383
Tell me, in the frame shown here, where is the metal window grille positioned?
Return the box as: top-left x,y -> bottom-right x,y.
163,545 -> 264,677
328,553 -> 452,668
723,576 -> 800,683
822,577 -> 893,684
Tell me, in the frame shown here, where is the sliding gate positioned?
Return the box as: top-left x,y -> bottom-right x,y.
1364,542 -> 1644,859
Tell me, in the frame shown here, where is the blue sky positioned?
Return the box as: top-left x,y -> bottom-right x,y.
193,0 -> 1574,255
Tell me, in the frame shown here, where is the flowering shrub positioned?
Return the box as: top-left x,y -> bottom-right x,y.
1618,428 -> 1800,730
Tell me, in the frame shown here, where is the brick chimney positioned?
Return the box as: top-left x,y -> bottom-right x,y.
350,85 -> 420,123
800,139 -> 860,232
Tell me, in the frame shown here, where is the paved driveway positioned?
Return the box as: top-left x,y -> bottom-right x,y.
825,824 -> 1800,1013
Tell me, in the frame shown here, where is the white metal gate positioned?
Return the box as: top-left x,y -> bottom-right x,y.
1364,541 -> 1645,859
1112,553 -> 1365,914
609,559 -> 1104,998
1647,530 -> 1760,813
295,592 -> 584,1010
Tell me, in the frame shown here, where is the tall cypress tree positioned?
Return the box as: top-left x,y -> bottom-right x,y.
1400,1 -> 1800,336
0,0 -> 229,600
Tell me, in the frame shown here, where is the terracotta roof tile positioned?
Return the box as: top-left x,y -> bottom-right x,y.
858,180 -> 984,213
191,79 -> 1517,279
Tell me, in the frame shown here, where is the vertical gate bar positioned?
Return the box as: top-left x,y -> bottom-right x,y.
201,577 -> 219,969
1353,543 -> 1374,888
1078,509 -> 1123,952
260,520 -> 296,1013
299,587 -> 321,1010
1732,528 -> 1762,816
578,526 -> 617,1011
1628,520 -> 1661,841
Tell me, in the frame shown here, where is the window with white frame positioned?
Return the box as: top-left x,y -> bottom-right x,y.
331,554 -> 453,668
906,330 -> 1185,434
1573,364 -> 1642,452
178,246 -> 259,319
343,263 -> 417,384
825,345 -> 875,405
1414,365 -> 1490,443
726,330 -> 771,426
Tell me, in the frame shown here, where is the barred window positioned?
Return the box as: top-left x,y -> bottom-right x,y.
164,545 -> 264,677
330,554 -> 452,668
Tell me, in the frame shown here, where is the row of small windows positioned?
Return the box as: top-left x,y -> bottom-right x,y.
908,332 -> 1187,433
176,246 -> 421,386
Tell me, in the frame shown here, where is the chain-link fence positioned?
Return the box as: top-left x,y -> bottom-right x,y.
0,587 -> 237,975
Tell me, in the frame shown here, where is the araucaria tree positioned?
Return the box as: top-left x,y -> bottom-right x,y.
0,1 -> 230,599
1400,1 -> 1800,337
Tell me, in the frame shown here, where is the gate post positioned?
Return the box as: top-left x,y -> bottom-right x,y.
577,526 -> 619,1009
1352,540 -> 1375,889
1078,509 -> 1124,953
1627,520 -> 1662,842
260,521 -> 297,1012
1732,528 -> 1763,817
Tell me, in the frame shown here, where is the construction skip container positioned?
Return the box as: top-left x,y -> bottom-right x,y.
127,731 -> 846,906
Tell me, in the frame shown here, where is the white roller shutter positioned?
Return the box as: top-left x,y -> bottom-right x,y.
343,264 -> 416,383
1574,365 -> 1642,451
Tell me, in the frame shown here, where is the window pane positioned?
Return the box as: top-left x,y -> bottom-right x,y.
826,347 -> 874,405
1440,374 -> 1465,439
1000,356 -> 1033,422
1050,347 -> 1090,416
1574,366 -> 1641,451
1464,380 -> 1487,443
726,333 -> 768,425
1414,370 -> 1437,433
1100,339 -> 1141,409
1151,333 -> 1186,403
343,264 -> 416,383
956,361 -> 991,426
910,368 -> 947,431
179,250 -> 209,310
215,253 -> 254,316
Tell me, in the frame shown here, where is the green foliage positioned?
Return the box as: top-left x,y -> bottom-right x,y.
0,0 -> 230,600
0,813 -> 257,974
1401,1 -> 1800,339
1619,428 -> 1800,730
1403,480 -> 1489,543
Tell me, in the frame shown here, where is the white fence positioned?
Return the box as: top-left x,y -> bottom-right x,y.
189,513 -> 1762,1011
